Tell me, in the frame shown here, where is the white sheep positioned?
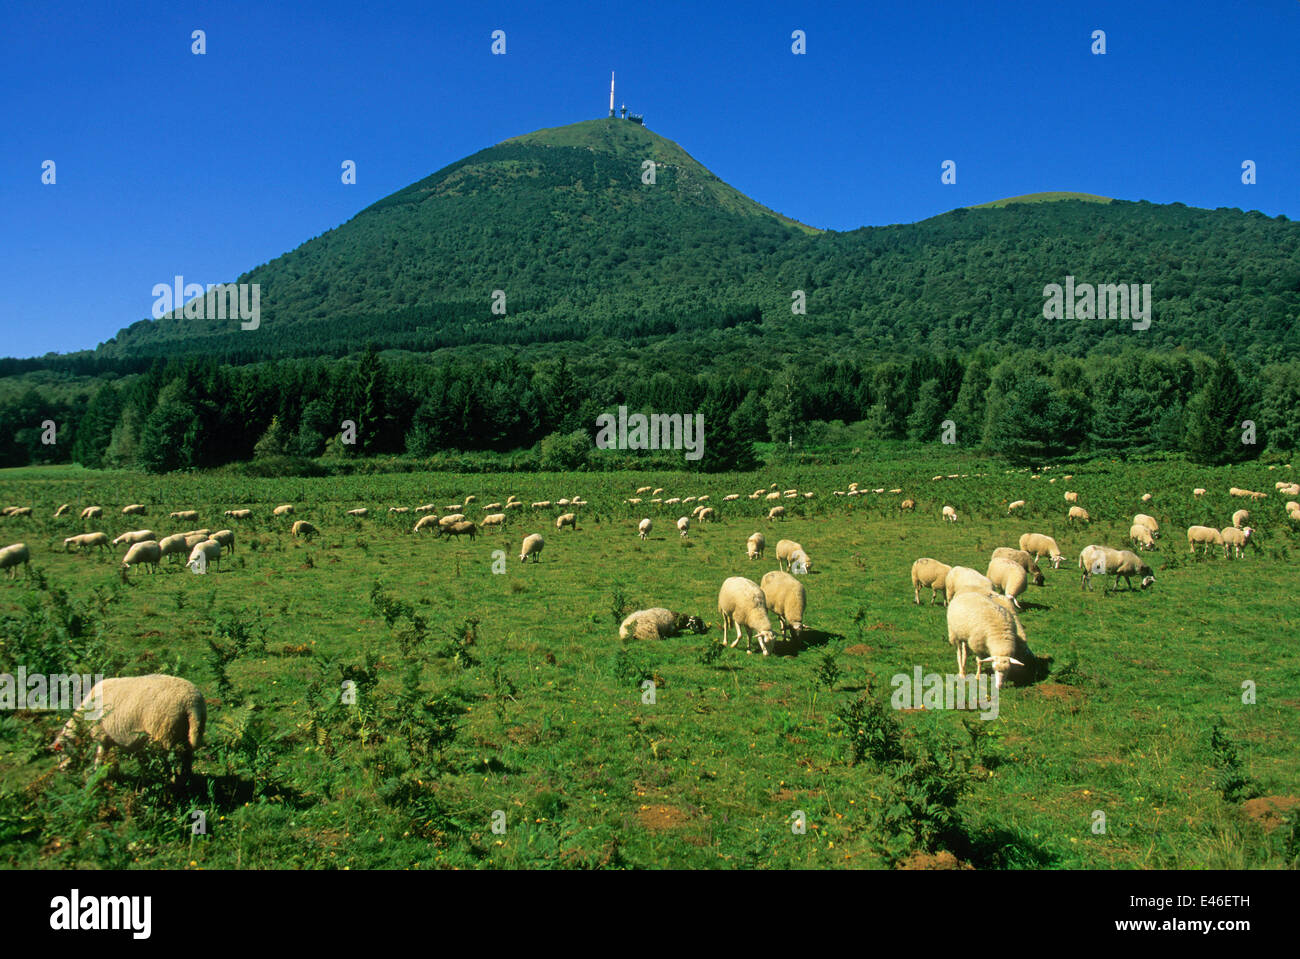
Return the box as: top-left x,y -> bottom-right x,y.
224,509 -> 252,520
910,558 -> 952,605
944,565 -> 993,604
80,506 -> 103,520
1129,524 -> 1157,551
158,533 -> 190,564
111,529 -> 156,549
618,608 -> 707,640
1133,514 -> 1159,537
1064,491 -> 1079,503
272,504 -> 295,517
638,518 -> 652,540
775,539 -> 804,571
519,533 -> 545,562
1007,500 -> 1026,513
480,513 -> 506,528
698,507 -> 717,523
1079,545 -> 1154,591
169,510 -> 199,522
0,543 -> 31,579
120,540 -> 162,576
900,498 -> 915,511
746,532 -> 765,561
1220,526 -> 1252,558
942,505 -> 958,522
438,513 -> 466,527
1068,505 -> 1090,523
717,577 -> 777,656
291,520 -> 319,540
414,504 -> 437,514
53,674 -> 205,778
556,512 -> 578,531
946,591 -> 1031,689
989,547 -> 1045,585
183,532 -> 210,550
53,503 -> 71,518
186,539 -> 222,573
676,516 -> 690,537
1193,488 -> 1206,497
64,532 -> 110,553
985,557 -> 1029,609
1187,525 -> 1224,556
767,506 -> 786,521
1018,532 -> 1065,569
346,508 -> 369,517
122,504 -> 148,516
211,529 -> 235,554
760,570 -> 806,639
1141,493 -> 1153,503
1231,509 -> 1250,529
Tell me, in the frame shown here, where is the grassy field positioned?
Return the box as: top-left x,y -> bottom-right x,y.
0,455 -> 1297,869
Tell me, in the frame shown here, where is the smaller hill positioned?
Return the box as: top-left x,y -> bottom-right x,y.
970,191 -> 1114,209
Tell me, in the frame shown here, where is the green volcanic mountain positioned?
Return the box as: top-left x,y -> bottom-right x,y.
95,118 -> 1300,364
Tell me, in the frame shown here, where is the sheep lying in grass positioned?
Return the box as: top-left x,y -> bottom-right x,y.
946,591 -> 1033,689
717,577 -> 777,656
760,570 -> 806,639
0,543 -> 31,579
989,547 -> 1045,586
746,532 -> 765,560
911,558 -> 952,605
519,533 -> 544,562
64,532 -> 110,553
638,518 -> 652,540
618,608 -> 708,640
120,540 -> 161,576
944,566 -> 994,604
53,674 -> 205,780
1187,525 -> 1224,556
1018,532 -> 1065,569
1220,526 -> 1252,558
291,520 -> 319,540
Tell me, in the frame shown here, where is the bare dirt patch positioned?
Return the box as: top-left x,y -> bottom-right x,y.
843,644 -> 874,656
1242,795 -> 1300,831
637,804 -> 692,831
897,850 -> 972,870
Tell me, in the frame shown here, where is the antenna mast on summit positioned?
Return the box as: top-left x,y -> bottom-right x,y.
609,71 -> 615,117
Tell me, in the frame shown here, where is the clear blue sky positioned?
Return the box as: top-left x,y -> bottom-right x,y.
2,0 -> 1296,359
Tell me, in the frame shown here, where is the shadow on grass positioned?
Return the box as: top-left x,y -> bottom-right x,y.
955,823 -> 1058,869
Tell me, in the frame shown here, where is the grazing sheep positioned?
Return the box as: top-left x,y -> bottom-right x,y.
946,591 -> 1032,689
436,521 -> 477,541
505,501 -> 522,510
1064,491 -> 1079,503
900,498 -> 915,511
636,486 -> 653,494
1141,493 -> 1153,503
723,494 -> 740,502
519,533 -> 544,563
1133,514 -> 1160,538
676,516 -> 690,538
760,570 -> 807,639
413,515 -> 439,534
775,540 -> 805,572
1220,526 -> 1252,558
989,547 -> 1045,585
346,508 -> 369,518
53,674 -> 205,779
224,509 -> 253,520
942,505 -> 958,522
65,532 -> 111,553
211,529 -> 235,555
1129,524 -> 1157,551
53,503 -> 71,518
182,532 -> 209,550
767,506 -> 786,521
698,507 -> 717,523
691,505 -> 706,519
944,566 -> 994,604
556,513 -> 578,531
80,506 -> 103,520
787,549 -> 812,574
911,558 -> 952,605
717,577 -> 777,656
120,540 -> 162,576
1286,501 -> 1299,514
531,501 -> 551,509
1068,505 -> 1090,523
1081,546 -> 1154,591
985,558 -> 1029,610
463,495 -> 476,506
291,520 -> 319,540
480,513 -> 506,528
1018,532 -> 1065,569
746,532 -> 765,561
1007,500 -> 1026,513
0,543 -> 31,579
1232,509 -> 1250,529
185,539 -> 222,573
638,518 -> 652,540
618,608 -> 707,640
111,530 -> 156,549
664,497 -> 682,505
272,504 -> 295,517
438,513 -> 466,527
1193,488 -> 1206,497
414,504 -> 437,514
169,510 -> 199,522
1187,525 -> 1225,556
122,504 -> 148,516
158,533 -> 190,564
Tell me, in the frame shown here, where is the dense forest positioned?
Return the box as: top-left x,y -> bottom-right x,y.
2,119 -> 1297,472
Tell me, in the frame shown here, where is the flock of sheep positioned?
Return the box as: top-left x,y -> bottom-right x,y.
0,468 -> 1295,778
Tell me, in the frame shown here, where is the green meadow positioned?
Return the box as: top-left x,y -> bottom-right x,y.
0,454 -> 1297,869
